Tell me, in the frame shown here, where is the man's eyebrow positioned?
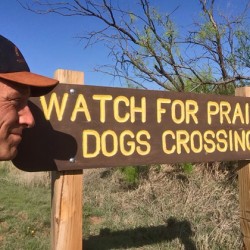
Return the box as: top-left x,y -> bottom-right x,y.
13,85 -> 30,96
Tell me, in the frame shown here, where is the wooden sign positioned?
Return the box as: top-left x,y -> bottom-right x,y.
12,84 -> 250,171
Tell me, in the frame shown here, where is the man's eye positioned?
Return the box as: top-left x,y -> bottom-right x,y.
11,98 -> 21,105
10,98 -> 26,109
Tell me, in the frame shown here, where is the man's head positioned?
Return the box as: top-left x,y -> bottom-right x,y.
0,35 -> 58,160
0,35 -> 58,96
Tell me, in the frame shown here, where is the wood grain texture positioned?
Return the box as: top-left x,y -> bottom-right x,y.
54,69 -> 84,85
236,87 -> 250,250
51,69 -> 84,250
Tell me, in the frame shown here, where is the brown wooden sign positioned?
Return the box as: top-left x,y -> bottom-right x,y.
12,84 -> 250,171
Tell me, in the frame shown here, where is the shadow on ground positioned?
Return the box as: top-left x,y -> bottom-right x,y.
83,217 -> 196,250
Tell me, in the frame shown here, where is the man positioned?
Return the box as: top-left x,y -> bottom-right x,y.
0,35 -> 58,160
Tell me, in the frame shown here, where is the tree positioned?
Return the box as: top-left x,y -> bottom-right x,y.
19,0 -> 250,93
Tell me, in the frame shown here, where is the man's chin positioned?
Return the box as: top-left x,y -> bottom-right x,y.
0,148 -> 18,161
10,149 -> 18,160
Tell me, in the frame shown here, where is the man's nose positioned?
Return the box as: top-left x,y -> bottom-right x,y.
18,105 -> 35,128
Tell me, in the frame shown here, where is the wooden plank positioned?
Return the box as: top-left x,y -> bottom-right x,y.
13,84 -> 250,171
54,69 -> 84,84
51,69 -> 84,250
236,87 -> 250,250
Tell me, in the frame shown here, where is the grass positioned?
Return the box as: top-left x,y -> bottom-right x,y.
0,162 -> 51,249
83,163 -> 242,249
0,161 -> 243,249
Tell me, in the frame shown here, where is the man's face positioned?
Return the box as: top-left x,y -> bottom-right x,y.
0,79 -> 35,160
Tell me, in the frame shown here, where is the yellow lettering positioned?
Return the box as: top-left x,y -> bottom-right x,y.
216,130 -> 228,152
204,130 -> 216,153
229,130 -> 233,151
120,130 -> 135,156
176,130 -> 190,154
172,100 -> 185,124
114,96 -> 130,123
207,101 -> 219,125
71,94 -> 91,122
246,103 -> 249,125
157,98 -> 171,123
136,130 -> 151,155
93,94 -> 112,123
220,101 -> 231,124
186,100 -> 198,124
82,130 -> 100,158
190,130 -> 202,153
162,130 -> 176,154
232,103 -> 244,124
130,96 -> 146,123
40,93 -> 68,121
101,130 -> 118,157
234,130 -> 246,151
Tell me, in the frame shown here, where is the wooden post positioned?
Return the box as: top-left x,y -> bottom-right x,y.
51,69 -> 84,250
236,87 -> 250,250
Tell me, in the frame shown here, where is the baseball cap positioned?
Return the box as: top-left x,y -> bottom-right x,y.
0,35 -> 59,96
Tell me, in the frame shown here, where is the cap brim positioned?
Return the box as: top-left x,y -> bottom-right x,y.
0,71 -> 59,97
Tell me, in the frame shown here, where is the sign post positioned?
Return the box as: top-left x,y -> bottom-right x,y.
51,69 -> 84,250
236,87 -> 250,250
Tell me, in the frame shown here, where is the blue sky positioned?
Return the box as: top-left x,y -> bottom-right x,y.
1,1 -> 111,86
0,0 -> 248,87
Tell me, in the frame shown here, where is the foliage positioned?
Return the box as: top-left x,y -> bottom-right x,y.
119,165 -> 149,189
181,163 -> 194,174
120,166 -> 139,187
19,0 -> 250,93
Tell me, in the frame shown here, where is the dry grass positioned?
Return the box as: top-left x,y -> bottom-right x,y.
1,161 -> 50,187
83,163 -> 242,249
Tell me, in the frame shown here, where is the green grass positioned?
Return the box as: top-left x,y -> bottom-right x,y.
0,164 -> 50,250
